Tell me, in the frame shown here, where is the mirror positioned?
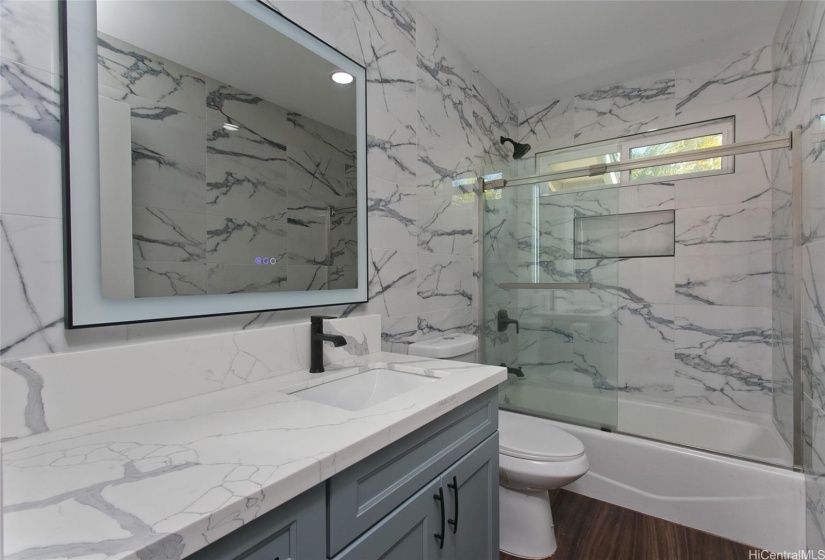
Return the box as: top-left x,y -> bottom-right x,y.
63,0 -> 367,326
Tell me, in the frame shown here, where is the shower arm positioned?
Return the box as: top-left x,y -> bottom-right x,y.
485,133 -> 792,190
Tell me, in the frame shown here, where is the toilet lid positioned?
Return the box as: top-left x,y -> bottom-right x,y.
499,412 -> 585,462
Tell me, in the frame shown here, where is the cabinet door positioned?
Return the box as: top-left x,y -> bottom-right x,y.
186,484 -> 324,560
442,433 -> 499,560
334,478 -> 447,560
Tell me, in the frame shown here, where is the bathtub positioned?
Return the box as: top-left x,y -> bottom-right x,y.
501,383 -> 806,553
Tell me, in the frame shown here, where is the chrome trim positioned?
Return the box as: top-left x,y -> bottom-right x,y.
792,127 -> 804,469
498,282 -> 592,290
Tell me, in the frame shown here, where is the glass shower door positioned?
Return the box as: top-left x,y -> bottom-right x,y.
482,175 -> 620,430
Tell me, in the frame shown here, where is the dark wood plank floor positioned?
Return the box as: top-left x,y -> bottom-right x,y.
500,489 -> 760,560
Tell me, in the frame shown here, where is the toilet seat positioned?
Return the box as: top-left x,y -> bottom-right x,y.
499,411 -> 585,462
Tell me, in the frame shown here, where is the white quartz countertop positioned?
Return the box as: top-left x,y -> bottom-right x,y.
3,352 -> 506,560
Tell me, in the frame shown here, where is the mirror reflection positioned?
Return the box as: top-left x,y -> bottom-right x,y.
94,1 -> 358,299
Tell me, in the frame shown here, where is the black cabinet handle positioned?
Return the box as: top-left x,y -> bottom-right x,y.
433,486 -> 445,549
447,476 -> 459,534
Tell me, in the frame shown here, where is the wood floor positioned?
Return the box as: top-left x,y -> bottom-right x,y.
500,490 -> 760,560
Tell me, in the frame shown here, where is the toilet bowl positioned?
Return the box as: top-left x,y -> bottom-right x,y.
499,410 -> 589,559
408,334 -> 589,559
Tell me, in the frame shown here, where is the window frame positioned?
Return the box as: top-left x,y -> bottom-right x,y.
535,117 -> 736,192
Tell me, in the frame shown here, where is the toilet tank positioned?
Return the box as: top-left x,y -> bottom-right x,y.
408,333 -> 479,363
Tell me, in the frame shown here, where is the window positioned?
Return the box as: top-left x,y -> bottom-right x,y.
535,117 -> 734,194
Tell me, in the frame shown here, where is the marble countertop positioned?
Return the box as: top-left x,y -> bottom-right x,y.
3,352 -> 506,560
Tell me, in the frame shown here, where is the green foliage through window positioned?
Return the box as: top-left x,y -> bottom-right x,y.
629,133 -> 724,181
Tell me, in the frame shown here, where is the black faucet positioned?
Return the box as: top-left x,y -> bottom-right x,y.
309,315 -> 347,373
501,363 -> 526,378
497,309 -> 520,333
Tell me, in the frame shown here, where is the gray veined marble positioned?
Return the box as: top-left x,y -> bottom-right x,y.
573,72 -> 676,138
417,194 -> 474,256
674,305 -> 772,414
416,253 -> 473,313
132,207 -> 206,263
134,262 -> 207,297
97,32 -> 206,116
675,254 -> 772,307
205,214 -> 288,266
675,202 -> 772,256
676,45 -> 772,112
367,248 -> 417,317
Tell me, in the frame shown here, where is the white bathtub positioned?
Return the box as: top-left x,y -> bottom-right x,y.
501,383 -> 806,553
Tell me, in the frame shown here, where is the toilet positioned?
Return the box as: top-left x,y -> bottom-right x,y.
408,334 -> 589,559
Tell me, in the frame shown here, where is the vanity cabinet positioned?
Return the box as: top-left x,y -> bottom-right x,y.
187,389 -> 498,560
333,434 -> 498,560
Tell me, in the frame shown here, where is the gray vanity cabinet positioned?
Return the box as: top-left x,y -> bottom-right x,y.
333,433 -> 499,560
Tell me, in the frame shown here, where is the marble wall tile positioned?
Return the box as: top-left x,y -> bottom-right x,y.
207,263 -> 288,295
804,319 -> 825,411
205,214 -> 287,266
618,183 -> 675,214
380,313 -> 418,353
804,241 -> 825,327
573,72 -> 676,139
134,262 -> 207,297
0,214 -> 128,361
132,207 -> 206,264
674,305 -> 772,414
0,0 -> 60,75
367,175 -> 419,252
97,33 -> 206,116
417,306 -> 475,341
517,99 -> 575,152
205,164 -> 286,221
675,202 -> 772,257
417,193 -> 474,256
416,253 -> 473,313
675,253 -> 772,307
0,60 -> 62,219
134,158 -> 206,215
676,45 -> 771,112
618,348 -> 676,402
617,257 -> 674,305
367,248 -> 417,318
286,265 -> 329,292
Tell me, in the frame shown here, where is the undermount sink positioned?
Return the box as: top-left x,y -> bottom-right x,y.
293,368 -> 437,411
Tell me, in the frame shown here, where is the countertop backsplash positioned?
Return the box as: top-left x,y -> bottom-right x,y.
1,314 -> 381,441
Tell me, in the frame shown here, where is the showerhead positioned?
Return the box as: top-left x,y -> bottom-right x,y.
500,136 -> 531,160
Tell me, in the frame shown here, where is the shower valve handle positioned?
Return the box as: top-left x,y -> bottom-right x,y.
497,310 -> 520,333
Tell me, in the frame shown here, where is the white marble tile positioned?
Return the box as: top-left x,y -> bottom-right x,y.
206,263 -> 288,295
804,241 -> 825,327
286,264 -> 329,291
97,32 -> 206,116
573,72 -> 676,138
134,262 -> 207,297
518,99 -> 575,152
675,152 -> 772,210
0,0 -> 60,75
132,207 -> 206,263
675,253 -> 772,307
367,175 -> 418,252
0,215 -> 128,361
617,257 -> 674,305
133,157 -> 206,215
417,306 -> 475,341
470,68 -> 517,166
618,348 -> 675,402
380,314 -> 418,353
367,248 -> 417,318
416,253 -> 473,313
130,97 -> 206,167
205,163 -> 287,221
804,320 -> 825,412
675,202 -> 772,257
205,213 -> 287,266
618,183 -> 675,214
0,60 -> 62,219
618,303 -> 675,351
674,305 -> 772,414
417,193 -> 475,256
676,45 -> 771,112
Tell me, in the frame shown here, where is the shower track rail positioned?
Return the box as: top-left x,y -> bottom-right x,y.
483,133 -> 793,190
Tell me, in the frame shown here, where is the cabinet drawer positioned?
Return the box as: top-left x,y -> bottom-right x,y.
327,388 -> 498,556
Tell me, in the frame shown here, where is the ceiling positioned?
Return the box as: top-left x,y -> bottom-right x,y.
411,0 -> 787,107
